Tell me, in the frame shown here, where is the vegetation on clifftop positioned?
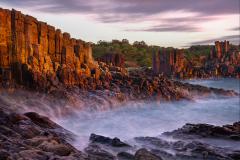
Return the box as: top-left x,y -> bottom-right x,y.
92,39 -> 238,67
184,45 -> 212,59
92,39 -> 159,67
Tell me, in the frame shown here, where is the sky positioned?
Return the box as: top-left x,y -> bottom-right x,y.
0,0 -> 239,48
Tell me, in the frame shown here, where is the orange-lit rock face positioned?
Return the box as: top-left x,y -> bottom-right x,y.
0,9 -> 11,68
24,15 -> 38,60
215,41 -> 222,59
214,40 -> 230,59
152,41 -> 238,78
174,49 -> 185,73
0,8 -> 97,87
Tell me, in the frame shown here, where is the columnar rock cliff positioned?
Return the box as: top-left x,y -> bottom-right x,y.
214,40 -> 230,59
0,8 -> 99,88
96,53 -> 125,67
152,41 -> 240,78
152,49 -> 185,76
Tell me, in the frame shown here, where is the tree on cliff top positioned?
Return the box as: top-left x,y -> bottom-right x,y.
93,40 -> 238,68
93,40 -> 157,67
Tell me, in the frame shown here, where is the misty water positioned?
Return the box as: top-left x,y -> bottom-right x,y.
57,78 -> 240,149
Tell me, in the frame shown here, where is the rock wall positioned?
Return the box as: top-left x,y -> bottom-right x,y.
96,53 -> 125,67
152,41 -> 239,78
152,49 -> 185,76
0,8 -> 99,88
214,40 -> 230,59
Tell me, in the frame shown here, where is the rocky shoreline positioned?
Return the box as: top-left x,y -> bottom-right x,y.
1,104 -> 239,160
0,8 -> 238,102
0,74 -> 239,160
0,7 -> 239,160
0,70 -> 238,116
0,72 -> 239,160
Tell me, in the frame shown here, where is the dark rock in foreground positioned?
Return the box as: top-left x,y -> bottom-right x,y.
85,144 -> 116,160
90,133 -> 130,147
135,137 -> 240,160
117,152 -> 135,160
0,108 -> 87,160
135,148 -> 163,160
135,122 -> 240,160
164,122 -> 240,140
1,104 -> 240,160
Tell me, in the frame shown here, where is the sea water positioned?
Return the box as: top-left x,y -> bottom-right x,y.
57,78 -> 240,149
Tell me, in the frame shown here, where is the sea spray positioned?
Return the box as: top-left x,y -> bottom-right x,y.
0,79 -> 238,150
56,78 -> 239,149
0,88 -> 127,118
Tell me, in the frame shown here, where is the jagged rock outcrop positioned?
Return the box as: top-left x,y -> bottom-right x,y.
0,8 -> 238,99
2,103 -> 239,160
96,53 -> 125,67
164,122 -> 240,140
152,49 -> 185,77
90,133 -> 130,147
214,40 -> 230,59
0,107 -> 88,160
0,8 -> 99,89
152,41 -> 240,79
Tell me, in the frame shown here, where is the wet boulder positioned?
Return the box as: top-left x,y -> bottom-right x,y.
24,112 -> 59,129
0,107 -> 87,160
164,122 -> 240,140
134,148 -> 163,160
85,144 -> 116,160
90,133 -> 130,147
39,140 -> 73,156
117,152 -> 134,160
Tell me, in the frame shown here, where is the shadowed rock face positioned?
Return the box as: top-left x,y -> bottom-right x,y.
152,49 -> 185,76
0,107 -> 88,160
135,149 -> 163,160
134,122 -> 240,160
84,122 -> 240,160
97,53 -> 125,68
90,133 -> 130,147
0,8 -> 99,89
163,122 -> 240,140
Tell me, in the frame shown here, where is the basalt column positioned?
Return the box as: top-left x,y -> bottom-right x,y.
55,29 -> 63,64
11,9 -> 26,83
24,15 -> 38,62
0,8 -> 99,87
0,8 -> 12,82
152,51 -> 160,75
47,25 -> 56,61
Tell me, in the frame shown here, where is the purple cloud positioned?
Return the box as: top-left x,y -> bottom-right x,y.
1,0 -> 238,17
127,24 -> 201,32
191,35 -> 239,45
0,0 -> 238,33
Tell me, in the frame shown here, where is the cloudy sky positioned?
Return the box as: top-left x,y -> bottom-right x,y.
0,0 -> 239,47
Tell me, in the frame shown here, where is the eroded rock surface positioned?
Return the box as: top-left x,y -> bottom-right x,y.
90,134 -> 130,147
164,122 -> 240,140
0,8 -> 238,103
135,122 -> 240,160
152,41 -> 240,79
1,101 -> 239,160
0,8 -> 98,90
0,107 -> 87,160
